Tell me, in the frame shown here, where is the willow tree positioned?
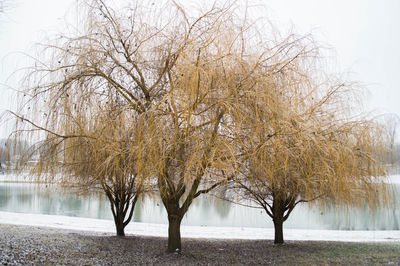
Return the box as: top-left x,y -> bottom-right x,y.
12,53 -> 150,237
132,3 -> 247,253
232,38 -> 390,244
142,33 -> 238,253
57,104 -> 149,237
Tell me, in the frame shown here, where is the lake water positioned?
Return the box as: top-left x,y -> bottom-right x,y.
0,179 -> 399,230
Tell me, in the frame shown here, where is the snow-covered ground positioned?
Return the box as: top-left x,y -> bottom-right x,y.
0,211 -> 399,242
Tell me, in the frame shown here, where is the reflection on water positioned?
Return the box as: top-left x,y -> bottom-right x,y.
0,182 -> 399,230
0,183 -> 112,219
316,199 -> 400,230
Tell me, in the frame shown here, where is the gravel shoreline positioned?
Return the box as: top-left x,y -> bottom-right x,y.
1,223 -> 400,265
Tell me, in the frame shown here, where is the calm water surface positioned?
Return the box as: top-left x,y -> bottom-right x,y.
0,180 -> 399,230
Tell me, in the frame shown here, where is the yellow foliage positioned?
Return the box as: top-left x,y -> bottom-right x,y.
10,0 -> 392,248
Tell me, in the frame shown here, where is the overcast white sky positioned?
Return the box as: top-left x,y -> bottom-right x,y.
0,0 -> 400,137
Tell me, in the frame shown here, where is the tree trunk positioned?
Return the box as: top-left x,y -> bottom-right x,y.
273,216 -> 284,244
167,214 -> 182,253
114,215 -> 125,237
272,197 -> 285,245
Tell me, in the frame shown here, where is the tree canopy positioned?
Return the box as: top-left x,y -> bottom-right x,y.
232,65 -> 390,243
10,0 -> 391,252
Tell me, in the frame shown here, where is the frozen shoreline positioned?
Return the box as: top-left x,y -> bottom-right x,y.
0,211 -> 399,242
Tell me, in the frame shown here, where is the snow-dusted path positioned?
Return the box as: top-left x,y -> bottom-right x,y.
0,211 -> 399,242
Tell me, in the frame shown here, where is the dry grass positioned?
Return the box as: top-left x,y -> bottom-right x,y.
1,224 -> 399,265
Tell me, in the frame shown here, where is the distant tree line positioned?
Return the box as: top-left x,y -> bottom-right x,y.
10,0 -> 391,253
0,0 -> 15,15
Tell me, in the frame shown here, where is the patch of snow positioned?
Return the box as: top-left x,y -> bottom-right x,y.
0,211 -> 399,242
387,175 -> 400,184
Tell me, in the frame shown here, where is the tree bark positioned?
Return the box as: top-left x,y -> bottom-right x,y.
273,216 -> 284,244
167,214 -> 183,253
272,197 -> 285,244
115,217 -> 125,237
